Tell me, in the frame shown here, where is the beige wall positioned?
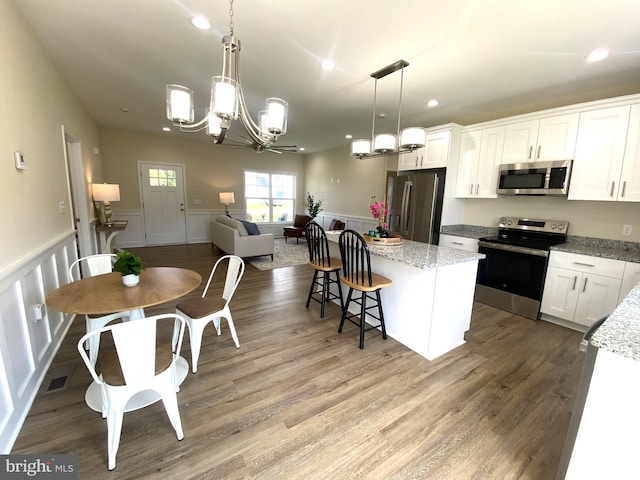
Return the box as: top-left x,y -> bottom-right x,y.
462,196 -> 640,241
100,128 -> 305,212
1,0 -> 102,274
304,145 -> 388,218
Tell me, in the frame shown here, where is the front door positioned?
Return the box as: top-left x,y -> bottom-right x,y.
139,162 -> 187,245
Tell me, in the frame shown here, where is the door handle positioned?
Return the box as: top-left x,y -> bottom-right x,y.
572,276 -> 577,291
469,184 -> 474,195
536,145 -> 541,159
621,181 -> 626,198
528,146 -> 533,160
582,277 -> 588,293
610,181 -> 615,197
475,184 -> 479,195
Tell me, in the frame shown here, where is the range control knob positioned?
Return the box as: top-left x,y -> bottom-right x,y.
557,224 -> 565,231
506,220 -> 512,226
551,224 -> 557,229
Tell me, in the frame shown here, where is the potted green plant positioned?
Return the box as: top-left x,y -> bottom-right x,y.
306,192 -> 323,218
113,250 -> 144,287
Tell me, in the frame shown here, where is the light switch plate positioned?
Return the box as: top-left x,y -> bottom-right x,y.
14,151 -> 26,170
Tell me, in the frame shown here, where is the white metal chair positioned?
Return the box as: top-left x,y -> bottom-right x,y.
175,255 -> 245,373
77,313 -> 187,471
69,254 -> 130,366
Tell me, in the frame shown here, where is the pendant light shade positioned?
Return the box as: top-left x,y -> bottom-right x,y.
400,127 -> 426,149
265,98 -> 288,135
206,110 -> 222,137
211,76 -> 239,120
373,133 -> 397,153
351,139 -> 372,157
166,85 -> 194,124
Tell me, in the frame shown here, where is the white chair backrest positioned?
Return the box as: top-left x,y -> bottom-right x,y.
69,254 -> 117,281
77,313 -> 186,386
202,255 -> 245,303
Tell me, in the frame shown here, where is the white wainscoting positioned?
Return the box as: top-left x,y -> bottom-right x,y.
0,232 -> 77,452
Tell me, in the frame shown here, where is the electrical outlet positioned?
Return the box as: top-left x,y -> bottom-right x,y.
59,201 -> 67,214
623,225 -> 632,236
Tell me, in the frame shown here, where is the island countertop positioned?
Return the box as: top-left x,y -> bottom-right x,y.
325,231 -> 485,270
590,284 -> 640,361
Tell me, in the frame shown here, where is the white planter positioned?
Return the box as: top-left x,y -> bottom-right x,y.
122,274 -> 139,287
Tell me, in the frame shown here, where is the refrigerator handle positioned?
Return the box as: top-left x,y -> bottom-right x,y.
429,175 -> 439,239
401,181 -> 412,234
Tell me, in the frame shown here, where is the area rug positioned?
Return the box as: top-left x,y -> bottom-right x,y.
247,238 -> 310,271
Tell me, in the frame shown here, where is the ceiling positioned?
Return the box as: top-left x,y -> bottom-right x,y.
13,0 -> 640,154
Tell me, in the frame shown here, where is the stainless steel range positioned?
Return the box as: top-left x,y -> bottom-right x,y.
476,217 -> 569,320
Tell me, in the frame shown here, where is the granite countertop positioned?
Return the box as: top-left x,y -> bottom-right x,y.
551,241 -> 640,263
440,224 -> 497,240
591,284 -> 640,361
325,231 -> 485,270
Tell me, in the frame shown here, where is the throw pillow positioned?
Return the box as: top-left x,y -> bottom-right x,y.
239,220 -> 261,235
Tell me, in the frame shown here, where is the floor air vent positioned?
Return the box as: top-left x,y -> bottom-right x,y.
43,363 -> 76,394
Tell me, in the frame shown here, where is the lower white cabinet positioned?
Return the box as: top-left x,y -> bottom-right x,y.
439,234 -> 479,253
619,261 -> 640,304
541,251 -> 624,327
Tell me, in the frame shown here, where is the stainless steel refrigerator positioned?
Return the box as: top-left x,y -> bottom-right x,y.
385,168 -> 446,244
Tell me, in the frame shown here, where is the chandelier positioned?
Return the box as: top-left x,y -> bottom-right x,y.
165,0 -> 288,149
351,60 -> 426,158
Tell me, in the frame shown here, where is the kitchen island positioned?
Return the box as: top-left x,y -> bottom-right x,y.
326,232 -> 485,360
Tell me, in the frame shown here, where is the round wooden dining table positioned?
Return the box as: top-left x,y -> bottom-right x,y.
46,266 -> 202,320
46,266 -> 202,412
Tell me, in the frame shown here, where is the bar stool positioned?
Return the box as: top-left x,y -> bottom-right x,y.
305,222 -> 344,317
338,230 -> 392,348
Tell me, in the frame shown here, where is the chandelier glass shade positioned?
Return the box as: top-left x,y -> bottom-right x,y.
351,60 -> 426,158
166,2 -> 288,149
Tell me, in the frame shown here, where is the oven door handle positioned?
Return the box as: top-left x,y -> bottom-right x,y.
478,241 -> 549,258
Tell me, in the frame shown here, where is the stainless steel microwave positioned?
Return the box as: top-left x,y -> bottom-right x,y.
497,160 -> 572,195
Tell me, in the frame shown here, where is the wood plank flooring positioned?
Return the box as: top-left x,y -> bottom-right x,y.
13,243 -> 584,479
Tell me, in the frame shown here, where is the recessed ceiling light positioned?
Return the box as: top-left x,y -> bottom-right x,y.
299,147 -> 305,151
321,59 -> 335,71
586,48 -> 609,62
120,107 -> 131,113
189,15 -> 211,30
162,127 -> 171,132
345,134 -> 353,139
427,99 -> 439,108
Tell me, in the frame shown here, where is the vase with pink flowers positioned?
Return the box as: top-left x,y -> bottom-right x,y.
369,196 -> 389,237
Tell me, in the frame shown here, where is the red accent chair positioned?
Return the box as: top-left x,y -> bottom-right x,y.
284,215 -> 311,243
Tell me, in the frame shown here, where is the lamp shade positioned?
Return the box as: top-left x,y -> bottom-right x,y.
211,76 -> 239,120
350,139 -> 372,157
264,98 -> 288,135
219,192 -> 235,204
400,127 -> 427,149
166,85 -> 194,124
92,183 -> 120,202
206,110 -> 222,137
373,133 -> 397,153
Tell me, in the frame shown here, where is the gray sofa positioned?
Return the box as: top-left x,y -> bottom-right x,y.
210,215 -> 274,260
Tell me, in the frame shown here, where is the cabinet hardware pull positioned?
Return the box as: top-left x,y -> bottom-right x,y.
537,145 -> 541,159
475,184 -> 479,195
610,181 -> 615,197
621,181 -> 626,197
452,242 -> 463,245
572,276 -> 577,290
528,146 -> 533,160
469,184 -> 474,195
573,262 -> 595,267
582,277 -> 588,293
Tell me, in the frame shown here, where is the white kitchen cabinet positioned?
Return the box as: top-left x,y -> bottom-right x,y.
439,234 -> 479,252
541,251 -> 624,327
456,126 -> 504,198
618,261 -> 640,304
568,105 -> 631,201
501,113 -> 579,164
619,104 -> 640,202
398,129 -> 450,170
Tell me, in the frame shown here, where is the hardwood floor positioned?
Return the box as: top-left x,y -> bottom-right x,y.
13,244 -> 584,479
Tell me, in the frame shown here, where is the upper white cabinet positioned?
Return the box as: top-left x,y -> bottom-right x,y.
501,113 -> 579,164
619,104 -> 640,202
568,105 -> 631,201
456,126 -> 505,198
398,129 -> 451,170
